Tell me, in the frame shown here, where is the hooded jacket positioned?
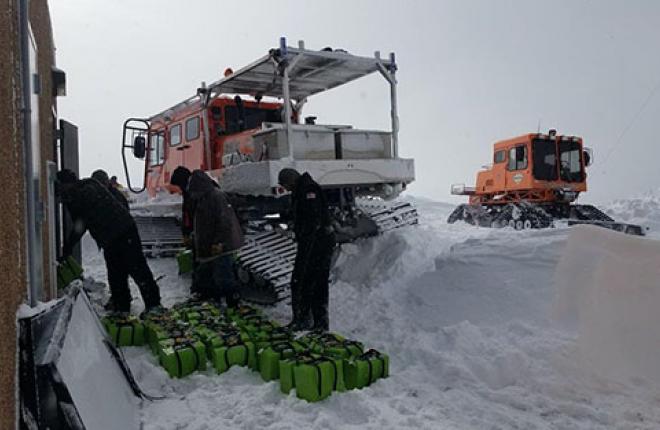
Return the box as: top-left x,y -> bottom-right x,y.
188,170 -> 244,258
59,178 -> 135,250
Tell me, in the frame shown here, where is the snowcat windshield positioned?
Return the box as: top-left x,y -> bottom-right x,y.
532,139 -> 558,181
559,140 -> 583,182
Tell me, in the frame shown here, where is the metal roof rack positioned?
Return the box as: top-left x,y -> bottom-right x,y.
150,38 -> 395,120
150,37 -> 400,164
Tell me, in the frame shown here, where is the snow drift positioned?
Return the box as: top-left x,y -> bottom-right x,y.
554,225 -> 660,385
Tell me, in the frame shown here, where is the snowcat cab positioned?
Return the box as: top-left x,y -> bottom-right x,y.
121,38 -> 418,303
448,130 -> 643,235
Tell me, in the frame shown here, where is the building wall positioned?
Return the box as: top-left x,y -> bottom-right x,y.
0,0 -> 26,428
0,0 -> 58,428
30,0 -> 57,300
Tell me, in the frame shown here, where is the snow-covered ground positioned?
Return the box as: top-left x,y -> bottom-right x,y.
82,196 -> 660,429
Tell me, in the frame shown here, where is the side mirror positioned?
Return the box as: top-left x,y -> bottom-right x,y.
133,136 -> 146,158
583,147 -> 593,167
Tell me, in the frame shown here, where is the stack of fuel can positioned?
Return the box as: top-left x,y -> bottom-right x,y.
102,301 -> 389,402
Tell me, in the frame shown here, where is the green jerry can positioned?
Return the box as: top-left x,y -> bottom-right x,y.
176,249 -> 194,275
344,349 -> 390,390
187,314 -> 229,328
240,318 -> 281,343
253,326 -> 293,350
196,327 -> 250,350
210,338 -> 257,374
189,316 -> 232,333
172,300 -> 221,322
302,332 -> 364,359
226,304 -> 262,322
146,321 -> 191,354
158,337 -> 207,378
257,340 -> 307,382
279,354 -> 346,402
236,314 -> 276,333
57,256 -> 83,289
182,307 -> 221,323
102,315 -> 145,347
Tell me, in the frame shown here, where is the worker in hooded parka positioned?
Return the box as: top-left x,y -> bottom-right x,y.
169,166 -> 194,246
187,169 -> 244,306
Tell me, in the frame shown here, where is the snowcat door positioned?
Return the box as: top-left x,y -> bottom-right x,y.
121,118 -> 150,193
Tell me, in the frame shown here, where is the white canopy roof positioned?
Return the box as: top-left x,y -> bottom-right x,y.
206,46 -> 393,101
149,43 -> 396,122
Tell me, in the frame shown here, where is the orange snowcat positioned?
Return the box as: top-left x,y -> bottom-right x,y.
448,130 -> 644,235
121,38 -> 417,303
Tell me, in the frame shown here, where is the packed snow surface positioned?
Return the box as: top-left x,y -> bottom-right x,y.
81,196 -> 660,429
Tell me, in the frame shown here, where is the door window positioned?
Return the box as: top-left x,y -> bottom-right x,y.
507,146 -> 527,170
532,139 -> 558,180
170,124 -> 181,146
186,117 -> 200,141
149,132 -> 165,166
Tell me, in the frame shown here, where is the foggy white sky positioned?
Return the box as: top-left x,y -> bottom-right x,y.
50,0 -> 660,204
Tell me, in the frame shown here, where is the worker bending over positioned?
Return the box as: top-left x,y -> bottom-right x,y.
56,169 -> 162,314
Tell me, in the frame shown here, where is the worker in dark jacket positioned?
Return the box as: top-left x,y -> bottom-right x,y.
170,166 -> 199,293
56,169 -> 161,314
92,169 -> 129,209
169,166 -> 194,244
187,170 -> 244,306
278,168 -> 336,331
91,169 -> 131,311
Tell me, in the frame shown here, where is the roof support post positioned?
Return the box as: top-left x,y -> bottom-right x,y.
282,65 -> 293,160
376,52 -> 399,158
199,81 -> 213,169
281,46 -> 303,161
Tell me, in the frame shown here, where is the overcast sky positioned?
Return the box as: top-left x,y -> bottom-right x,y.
50,0 -> 660,204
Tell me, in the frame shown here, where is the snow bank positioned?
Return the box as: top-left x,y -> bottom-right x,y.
17,298 -> 62,318
554,225 -> 660,385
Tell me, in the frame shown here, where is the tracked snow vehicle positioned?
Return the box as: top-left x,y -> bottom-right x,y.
122,38 -> 417,303
448,130 -> 644,235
